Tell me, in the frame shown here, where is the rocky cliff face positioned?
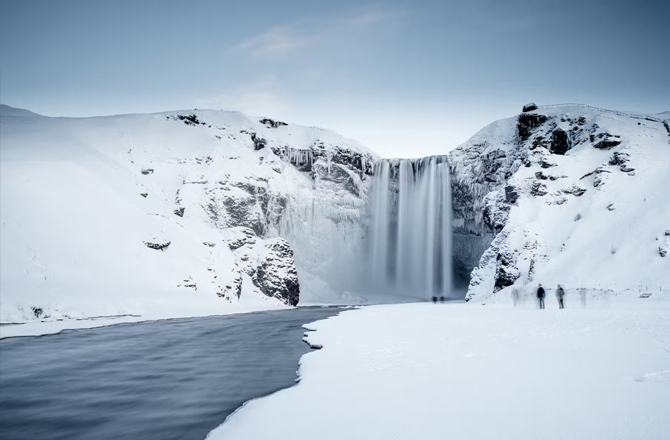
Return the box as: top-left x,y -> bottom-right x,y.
0,106 -> 376,322
449,105 -> 670,302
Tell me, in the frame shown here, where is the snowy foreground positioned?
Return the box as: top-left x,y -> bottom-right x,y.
209,298 -> 670,440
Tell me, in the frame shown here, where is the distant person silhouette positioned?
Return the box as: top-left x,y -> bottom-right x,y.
511,287 -> 520,307
537,284 -> 546,309
439,296 -> 445,303
580,289 -> 587,308
432,296 -> 438,304
556,285 -> 565,309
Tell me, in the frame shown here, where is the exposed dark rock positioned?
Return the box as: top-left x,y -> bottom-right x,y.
226,227 -> 257,251
580,167 -> 611,180
550,129 -> 571,155
504,185 -> 519,204
141,168 -> 154,175
173,207 -> 185,217
249,132 -> 267,150
574,213 -> 582,221
608,151 -> 630,166
620,165 -> 635,173
607,203 -> 616,211
259,118 -> 288,128
494,251 -> 520,292
531,136 -> 550,150
203,242 -> 216,247
531,181 -> 548,196
540,160 -> 556,169
140,193 -> 148,198
518,113 -> 549,141
206,180 -> 278,235
522,102 -> 538,112
254,238 -> 300,306
483,193 -> 511,234
174,114 -> 203,126
535,171 -> 548,180
144,240 -> 171,251
31,307 -> 44,318
591,132 -> 621,149
562,186 -> 586,197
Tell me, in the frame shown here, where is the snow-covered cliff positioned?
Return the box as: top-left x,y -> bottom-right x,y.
3,102 -> 667,323
0,105 -> 376,323
449,105 -> 670,301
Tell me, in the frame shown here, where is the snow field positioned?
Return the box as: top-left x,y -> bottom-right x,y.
209,300 -> 670,440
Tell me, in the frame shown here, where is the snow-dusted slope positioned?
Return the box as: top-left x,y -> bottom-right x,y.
0,105 -> 376,324
450,105 -> 670,301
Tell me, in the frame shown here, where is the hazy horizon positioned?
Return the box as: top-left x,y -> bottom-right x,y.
2,0 -> 669,157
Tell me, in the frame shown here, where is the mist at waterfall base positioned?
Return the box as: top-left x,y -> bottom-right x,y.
360,156 -> 455,302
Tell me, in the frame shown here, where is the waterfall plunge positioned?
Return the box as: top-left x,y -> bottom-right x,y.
365,156 -> 453,300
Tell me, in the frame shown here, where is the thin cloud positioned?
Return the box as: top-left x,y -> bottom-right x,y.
232,6 -> 403,58
195,77 -> 291,117
232,26 -> 308,58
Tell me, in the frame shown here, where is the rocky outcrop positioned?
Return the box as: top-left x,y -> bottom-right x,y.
144,240 -> 171,251
255,238 -> 300,306
225,227 -> 299,306
259,118 -> 288,128
517,113 -> 549,141
272,144 -> 374,183
550,129 -> 571,155
591,132 -> 621,149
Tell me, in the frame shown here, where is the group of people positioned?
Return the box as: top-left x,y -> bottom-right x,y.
536,284 -> 565,309
511,284 -> 568,308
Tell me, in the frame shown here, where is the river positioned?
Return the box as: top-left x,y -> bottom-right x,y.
0,307 -> 341,440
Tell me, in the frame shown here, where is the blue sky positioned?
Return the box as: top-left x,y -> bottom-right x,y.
2,0 -> 668,157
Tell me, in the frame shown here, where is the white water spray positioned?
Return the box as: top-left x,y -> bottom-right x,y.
365,156 -> 453,300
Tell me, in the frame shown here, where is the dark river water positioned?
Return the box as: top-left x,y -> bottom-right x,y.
0,307 -> 341,440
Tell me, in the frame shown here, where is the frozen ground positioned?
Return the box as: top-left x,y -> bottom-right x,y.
209,296 -> 670,440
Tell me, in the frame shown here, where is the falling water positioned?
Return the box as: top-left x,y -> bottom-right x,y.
365,156 -> 453,300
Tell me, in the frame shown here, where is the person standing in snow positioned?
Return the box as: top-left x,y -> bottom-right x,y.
432,296 -> 438,304
511,287 -> 520,307
556,285 -> 566,309
537,284 -> 546,309
580,288 -> 587,308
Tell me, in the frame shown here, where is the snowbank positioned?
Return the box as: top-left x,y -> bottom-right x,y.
208,298 -> 670,439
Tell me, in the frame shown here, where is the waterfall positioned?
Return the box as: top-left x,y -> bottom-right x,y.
365,156 -> 453,300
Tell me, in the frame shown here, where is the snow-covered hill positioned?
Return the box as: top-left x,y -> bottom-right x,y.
450,105 -> 670,301
3,101 -> 667,326
0,105 -> 376,324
